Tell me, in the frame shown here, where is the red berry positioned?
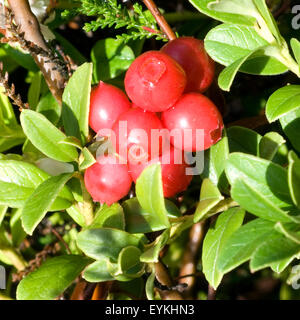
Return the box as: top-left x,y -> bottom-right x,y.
162,93 -> 223,152
129,147 -> 192,198
112,108 -> 168,164
84,155 -> 132,205
124,51 -> 187,112
161,37 -> 215,93
89,81 -> 131,134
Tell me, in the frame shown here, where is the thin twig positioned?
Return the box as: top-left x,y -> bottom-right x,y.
178,222 -> 206,299
7,0 -> 67,104
142,0 -> 176,41
0,62 -> 29,110
273,0 -> 290,18
51,227 -> 71,254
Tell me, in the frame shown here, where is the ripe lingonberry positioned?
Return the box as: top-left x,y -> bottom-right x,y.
161,37 -> 215,93
162,93 -> 224,152
112,108 -> 168,164
129,146 -> 192,198
84,155 -> 132,206
124,51 -> 187,112
89,81 -> 131,134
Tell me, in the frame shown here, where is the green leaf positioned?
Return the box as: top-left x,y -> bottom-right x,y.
253,0 -> 282,42
135,164 -> 170,229
3,44 -> 38,71
205,24 -> 287,75
194,179 -> 224,222
0,160 -> 50,208
76,228 -> 144,261
62,63 -> 93,145
28,72 -> 43,109
22,173 -> 74,235
202,207 -> 245,289
218,218 -> 276,273
274,222 -> 300,245
79,147 -> 96,171
0,90 -> 25,152
226,153 -> 297,222
10,208 -> 26,247
145,270 -> 156,300
91,203 -> 125,230
271,256 -> 295,274
0,206 -> 7,227
218,49 -> 262,91
227,126 -> 262,156
36,92 -> 61,125
250,232 -> 300,272
17,255 -> 90,300
259,132 -> 285,160
280,107 -> 300,153
20,109 -> 78,162
189,0 -> 257,26
140,229 -> 170,263
117,246 -> 144,278
0,89 -> 18,126
91,38 -> 135,82
83,260 -> 114,282
66,205 -> 86,227
123,198 -> 177,233
288,151 -> 300,208
58,136 -> 83,150
291,38 -> 300,66
202,135 -> 229,192
266,85 -> 300,122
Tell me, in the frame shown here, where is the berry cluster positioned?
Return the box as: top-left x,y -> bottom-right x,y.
85,37 -> 224,205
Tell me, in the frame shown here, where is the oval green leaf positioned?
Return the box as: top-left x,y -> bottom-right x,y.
62,63 -> 93,145
22,173 -> 74,235
266,85 -> 300,123
225,153 -> 297,222
135,164 -> 170,229
91,38 -> 135,82
20,110 -> 78,162
17,255 -> 90,300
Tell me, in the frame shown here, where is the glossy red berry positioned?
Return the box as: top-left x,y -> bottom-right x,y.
112,108 -> 168,164
161,37 -> 215,93
162,93 -> 223,152
124,51 -> 187,112
129,146 -> 192,198
89,81 -> 131,134
84,155 -> 132,206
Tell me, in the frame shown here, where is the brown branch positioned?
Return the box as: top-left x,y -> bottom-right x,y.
0,62 -> 29,110
178,221 -> 206,299
142,0 -> 176,41
154,261 -> 184,300
70,279 -> 87,300
91,282 -> 113,300
7,0 -> 66,104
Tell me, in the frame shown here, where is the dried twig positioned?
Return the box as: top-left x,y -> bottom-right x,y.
142,0 -> 176,41
0,62 -> 29,110
12,243 -> 60,282
6,0 -> 67,104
